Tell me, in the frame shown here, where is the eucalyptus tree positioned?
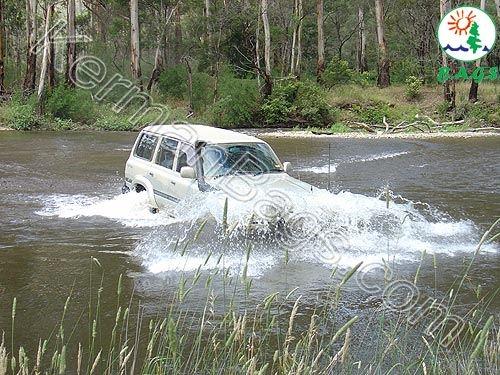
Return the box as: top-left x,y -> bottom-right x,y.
375,0 -> 390,87
130,0 -> 142,88
23,0 -> 38,93
0,0 -> 5,94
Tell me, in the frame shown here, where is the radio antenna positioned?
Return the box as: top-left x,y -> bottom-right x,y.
328,143 -> 331,191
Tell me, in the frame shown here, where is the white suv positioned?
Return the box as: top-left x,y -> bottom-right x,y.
123,124 -> 315,213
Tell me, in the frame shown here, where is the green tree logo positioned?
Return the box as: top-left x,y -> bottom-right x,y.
467,22 -> 482,54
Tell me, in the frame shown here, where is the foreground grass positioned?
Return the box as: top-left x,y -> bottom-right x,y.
0,218 -> 498,374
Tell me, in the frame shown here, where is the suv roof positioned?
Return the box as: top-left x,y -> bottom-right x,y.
143,124 -> 262,145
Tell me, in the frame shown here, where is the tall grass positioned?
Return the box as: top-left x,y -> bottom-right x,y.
0,219 -> 498,374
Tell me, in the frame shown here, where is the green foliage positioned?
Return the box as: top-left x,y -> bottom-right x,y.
329,122 -> 351,133
261,80 -> 332,127
351,71 -> 377,86
210,73 -> 260,128
321,58 -> 355,87
94,111 -> 134,131
45,85 -> 96,124
158,65 -> 188,99
351,102 -> 389,124
405,76 -> 423,101
191,72 -> 214,111
0,99 -> 39,130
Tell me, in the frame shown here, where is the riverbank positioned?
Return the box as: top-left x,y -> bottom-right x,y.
255,129 -> 500,139
0,82 -> 498,132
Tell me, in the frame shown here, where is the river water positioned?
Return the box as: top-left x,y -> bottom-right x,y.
0,131 -> 498,367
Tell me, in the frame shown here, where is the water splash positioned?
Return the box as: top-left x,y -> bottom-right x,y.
37,186 -> 498,277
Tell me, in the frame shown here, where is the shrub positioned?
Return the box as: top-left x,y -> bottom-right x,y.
351,70 -> 377,86
94,112 -> 134,131
321,58 -> 355,87
1,99 -> 39,130
210,75 -> 259,128
405,76 -> 423,100
351,102 -> 389,124
261,80 -> 332,127
191,72 -> 214,111
45,85 -> 96,124
158,65 -> 187,99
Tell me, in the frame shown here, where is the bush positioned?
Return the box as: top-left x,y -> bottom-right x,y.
45,85 -> 96,124
94,111 -> 134,131
1,99 -> 39,130
405,76 -> 423,101
321,58 -> 355,87
158,65 -> 187,99
351,102 -> 389,124
191,72 -> 214,111
210,74 -> 259,128
261,80 -> 332,127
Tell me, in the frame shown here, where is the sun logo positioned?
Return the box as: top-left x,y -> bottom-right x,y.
447,9 -> 476,35
438,6 -> 496,62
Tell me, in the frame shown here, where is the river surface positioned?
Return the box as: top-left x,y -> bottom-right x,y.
0,131 -> 498,366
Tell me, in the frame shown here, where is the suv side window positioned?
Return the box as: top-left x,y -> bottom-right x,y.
176,143 -> 196,173
156,137 -> 179,169
134,133 -> 158,161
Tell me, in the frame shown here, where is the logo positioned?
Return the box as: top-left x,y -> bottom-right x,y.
437,6 -> 496,62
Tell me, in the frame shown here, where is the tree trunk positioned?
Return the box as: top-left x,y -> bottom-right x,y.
255,2 -> 261,87
23,0 -> 38,94
356,6 -> 367,73
184,58 -> 194,116
261,0 -> 272,96
174,7 -> 183,64
0,0 -> 5,94
495,0 -> 500,17
468,0 -> 487,103
316,0 -> 325,80
37,4 -> 53,115
290,0 -> 298,76
295,0 -> 303,76
440,0 -> 455,108
290,0 -> 303,76
147,5 -> 175,92
48,3 -> 55,89
130,0 -> 142,89
66,0 -> 76,86
375,0 -> 390,87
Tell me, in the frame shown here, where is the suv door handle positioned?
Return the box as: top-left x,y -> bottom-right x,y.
149,172 -> 154,177
171,181 -> 176,185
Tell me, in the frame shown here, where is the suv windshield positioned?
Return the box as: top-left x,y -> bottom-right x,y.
201,143 -> 283,178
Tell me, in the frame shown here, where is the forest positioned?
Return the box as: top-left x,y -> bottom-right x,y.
0,0 -> 498,132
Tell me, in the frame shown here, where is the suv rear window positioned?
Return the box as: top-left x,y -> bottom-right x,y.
156,138 -> 178,169
134,133 -> 158,160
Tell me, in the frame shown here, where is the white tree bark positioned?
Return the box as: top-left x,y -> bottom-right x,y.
356,6 -> 367,72
316,0 -> 325,78
130,0 -> 142,88
66,0 -> 76,86
375,0 -> 390,87
290,0 -> 303,76
37,4 -> 52,113
261,0 -> 272,95
495,0 -> 500,17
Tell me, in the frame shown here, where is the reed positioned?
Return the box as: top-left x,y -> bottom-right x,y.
0,219 -> 498,374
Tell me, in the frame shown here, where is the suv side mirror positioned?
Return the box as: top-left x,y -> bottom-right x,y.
283,162 -> 292,173
180,166 -> 196,179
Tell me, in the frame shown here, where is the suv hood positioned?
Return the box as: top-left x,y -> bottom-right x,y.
207,173 -> 316,202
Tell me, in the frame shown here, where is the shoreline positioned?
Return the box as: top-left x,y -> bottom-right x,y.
1,125 -> 499,139
254,129 -> 500,139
